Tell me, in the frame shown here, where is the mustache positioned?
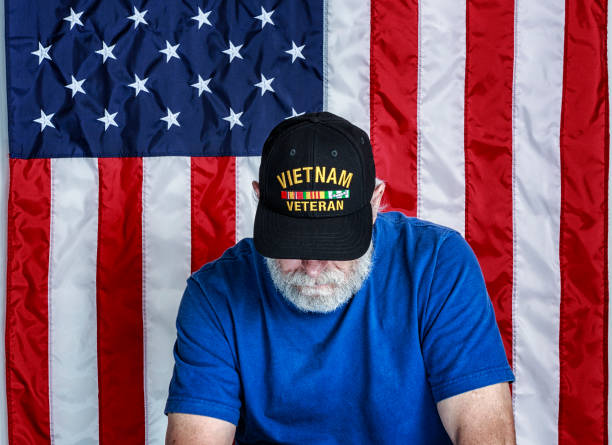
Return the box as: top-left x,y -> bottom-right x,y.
282,267 -> 348,287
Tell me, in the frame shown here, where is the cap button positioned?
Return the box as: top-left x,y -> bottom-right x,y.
308,115 -> 320,123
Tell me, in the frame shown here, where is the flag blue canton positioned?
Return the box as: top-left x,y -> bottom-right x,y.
6,1 -> 323,159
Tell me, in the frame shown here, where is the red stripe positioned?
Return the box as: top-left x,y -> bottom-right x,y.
191,157 -> 236,272
464,0 -> 515,366
558,0 -> 609,442
370,0 -> 418,215
96,158 -> 145,444
5,159 -> 51,444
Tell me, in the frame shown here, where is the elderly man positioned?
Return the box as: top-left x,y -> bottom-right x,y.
165,112 -> 515,444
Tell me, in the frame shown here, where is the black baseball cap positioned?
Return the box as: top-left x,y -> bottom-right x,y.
253,111 -> 376,260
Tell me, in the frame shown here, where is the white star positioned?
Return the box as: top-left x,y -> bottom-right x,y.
222,41 -> 243,63
127,6 -> 148,28
285,108 -> 305,119
161,108 -> 180,129
63,8 -> 84,30
31,42 -> 52,65
33,109 -> 55,132
65,75 -> 86,97
159,41 -> 180,62
223,108 -> 244,129
191,75 -> 212,96
285,41 -> 305,63
128,74 -> 149,96
191,7 -> 212,29
97,109 -> 118,131
96,41 -> 116,63
254,73 -> 275,96
254,7 -> 274,29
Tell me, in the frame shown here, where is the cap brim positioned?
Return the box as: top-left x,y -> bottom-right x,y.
253,202 -> 373,261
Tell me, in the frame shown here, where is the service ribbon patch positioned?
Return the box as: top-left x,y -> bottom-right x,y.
281,190 -> 350,200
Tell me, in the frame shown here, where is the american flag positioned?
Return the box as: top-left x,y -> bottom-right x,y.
0,0 -> 609,444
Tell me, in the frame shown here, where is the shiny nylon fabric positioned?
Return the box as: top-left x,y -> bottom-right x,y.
5,159 -> 51,444
511,0 -> 565,441
416,0 -> 467,236
464,0 -> 515,366
5,0 -> 323,159
142,156 -> 191,442
558,0 -> 609,442
191,156 -> 236,272
48,158 -> 99,443
96,158 -> 145,443
2,0 -> 612,443
370,0 -> 419,215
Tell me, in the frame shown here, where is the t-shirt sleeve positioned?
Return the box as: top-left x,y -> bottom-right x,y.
421,230 -> 514,403
164,276 -> 241,425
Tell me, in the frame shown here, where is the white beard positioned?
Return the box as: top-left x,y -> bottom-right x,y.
265,242 -> 373,313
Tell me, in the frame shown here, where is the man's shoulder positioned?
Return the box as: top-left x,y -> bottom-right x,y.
192,238 -> 259,284
376,211 -> 459,245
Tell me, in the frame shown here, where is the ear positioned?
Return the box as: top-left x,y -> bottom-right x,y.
252,181 -> 260,199
370,182 -> 385,223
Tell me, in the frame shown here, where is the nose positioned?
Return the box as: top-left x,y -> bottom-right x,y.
302,260 -> 328,278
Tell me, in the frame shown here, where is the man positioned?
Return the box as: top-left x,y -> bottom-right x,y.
165,112 -> 515,444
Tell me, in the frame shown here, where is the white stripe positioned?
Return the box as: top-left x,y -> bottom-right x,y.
142,157 -> 191,444
324,0 -> 370,135
236,156 -> 261,242
48,158 -> 99,444
416,0 -> 466,235
512,0 -> 565,443
0,0 -> 9,439
608,0 -> 612,438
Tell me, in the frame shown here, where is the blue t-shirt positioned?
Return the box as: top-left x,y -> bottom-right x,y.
165,212 -> 514,444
